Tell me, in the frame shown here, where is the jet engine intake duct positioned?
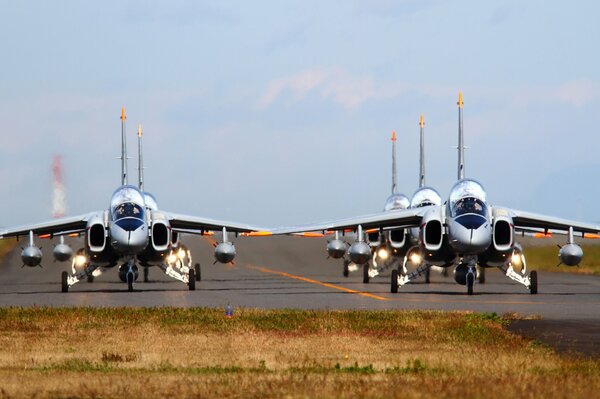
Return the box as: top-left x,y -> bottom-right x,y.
387,228 -> 406,249
171,231 -> 180,248
151,222 -> 169,251
88,223 -> 106,252
366,231 -> 381,248
492,211 -> 513,252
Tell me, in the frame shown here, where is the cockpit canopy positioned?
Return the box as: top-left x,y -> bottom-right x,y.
410,187 -> 442,208
143,192 -> 159,211
110,185 -> 146,220
448,179 -> 488,217
384,193 -> 410,212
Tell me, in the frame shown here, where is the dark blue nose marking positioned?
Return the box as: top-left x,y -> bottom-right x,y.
456,214 -> 486,229
115,218 -> 144,232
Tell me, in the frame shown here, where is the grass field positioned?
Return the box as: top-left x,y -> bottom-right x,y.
0,308 -> 598,398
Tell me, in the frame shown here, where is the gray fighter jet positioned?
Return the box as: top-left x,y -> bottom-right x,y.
1,108 -> 262,292
275,93 -> 599,295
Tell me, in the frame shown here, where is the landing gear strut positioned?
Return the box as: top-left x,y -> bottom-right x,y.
362,264 -> 370,283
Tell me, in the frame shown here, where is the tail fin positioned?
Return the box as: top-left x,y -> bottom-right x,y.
137,124 -> 144,191
457,92 -> 465,180
419,115 -> 425,188
120,107 -> 128,185
391,131 -> 397,194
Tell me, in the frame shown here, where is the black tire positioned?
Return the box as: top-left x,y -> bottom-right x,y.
127,272 -> 134,292
143,267 -> 149,283
478,267 -> 486,284
529,270 -> 538,295
87,274 -> 94,283
425,268 -> 431,284
467,273 -> 474,296
391,269 -> 399,293
61,271 -> 68,293
194,263 -> 201,281
362,264 -> 370,284
188,268 -> 196,291
343,260 -> 349,277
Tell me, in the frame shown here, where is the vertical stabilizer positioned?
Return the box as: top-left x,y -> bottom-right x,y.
120,107 -> 128,186
391,131 -> 397,194
419,115 -> 425,188
457,92 -> 465,180
137,124 -> 144,191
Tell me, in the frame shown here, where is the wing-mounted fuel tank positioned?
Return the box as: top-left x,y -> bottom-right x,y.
137,211 -> 171,266
327,231 -> 347,259
348,225 -> 371,265
21,231 -> 42,267
419,207 -> 454,266
479,207 -> 514,267
214,227 -> 236,264
53,235 -> 73,262
558,227 -> 583,266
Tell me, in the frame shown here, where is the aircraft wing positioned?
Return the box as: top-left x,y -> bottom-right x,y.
271,207 -> 428,235
503,207 -> 600,236
0,213 -> 96,238
166,213 -> 266,234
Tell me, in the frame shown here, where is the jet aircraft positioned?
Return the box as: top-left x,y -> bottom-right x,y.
275,93 -> 600,295
328,117 -> 442,284
1,109 -> 262,292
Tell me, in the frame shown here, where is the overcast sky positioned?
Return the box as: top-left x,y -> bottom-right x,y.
1,1 -> 599,228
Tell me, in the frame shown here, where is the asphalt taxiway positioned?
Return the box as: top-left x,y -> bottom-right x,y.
0,235 -> 598,354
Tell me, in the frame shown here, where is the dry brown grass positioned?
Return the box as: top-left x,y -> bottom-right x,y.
0,308 -> 597,398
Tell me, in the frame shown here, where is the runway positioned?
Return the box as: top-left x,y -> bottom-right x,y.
0,235 -> 597,315
1,235 -> 599,354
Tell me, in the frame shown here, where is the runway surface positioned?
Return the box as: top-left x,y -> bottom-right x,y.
1,235 -> 598,354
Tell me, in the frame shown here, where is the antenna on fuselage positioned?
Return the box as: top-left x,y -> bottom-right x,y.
419,115 -> 425,188
137,124 -> 144,191
457,92 -> 465,180
391,130 -> 397,194
120,107 -> 128,186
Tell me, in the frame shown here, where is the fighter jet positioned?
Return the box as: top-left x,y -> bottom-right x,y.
1,108 -> 262,292
275,93 -> 600,295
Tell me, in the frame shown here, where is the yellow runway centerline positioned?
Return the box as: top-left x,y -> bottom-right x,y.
245,264 -> 389,301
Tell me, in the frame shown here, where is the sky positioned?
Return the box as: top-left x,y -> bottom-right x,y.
0,0 -> 599,228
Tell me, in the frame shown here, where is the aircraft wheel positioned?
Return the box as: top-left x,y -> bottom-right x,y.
362,264 -> 370,284
188,268 -> 196,291
425,268 -> 431,284
61,271 -> 68,293
194,263 -> 201,281
391,269 -> 398,293
529,270 -> 538,295
127,272 -> 134,292
467,273 -> 474,296
478,267 -> 486,284
87,274 -> 94,283
343,260 -> 349,277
